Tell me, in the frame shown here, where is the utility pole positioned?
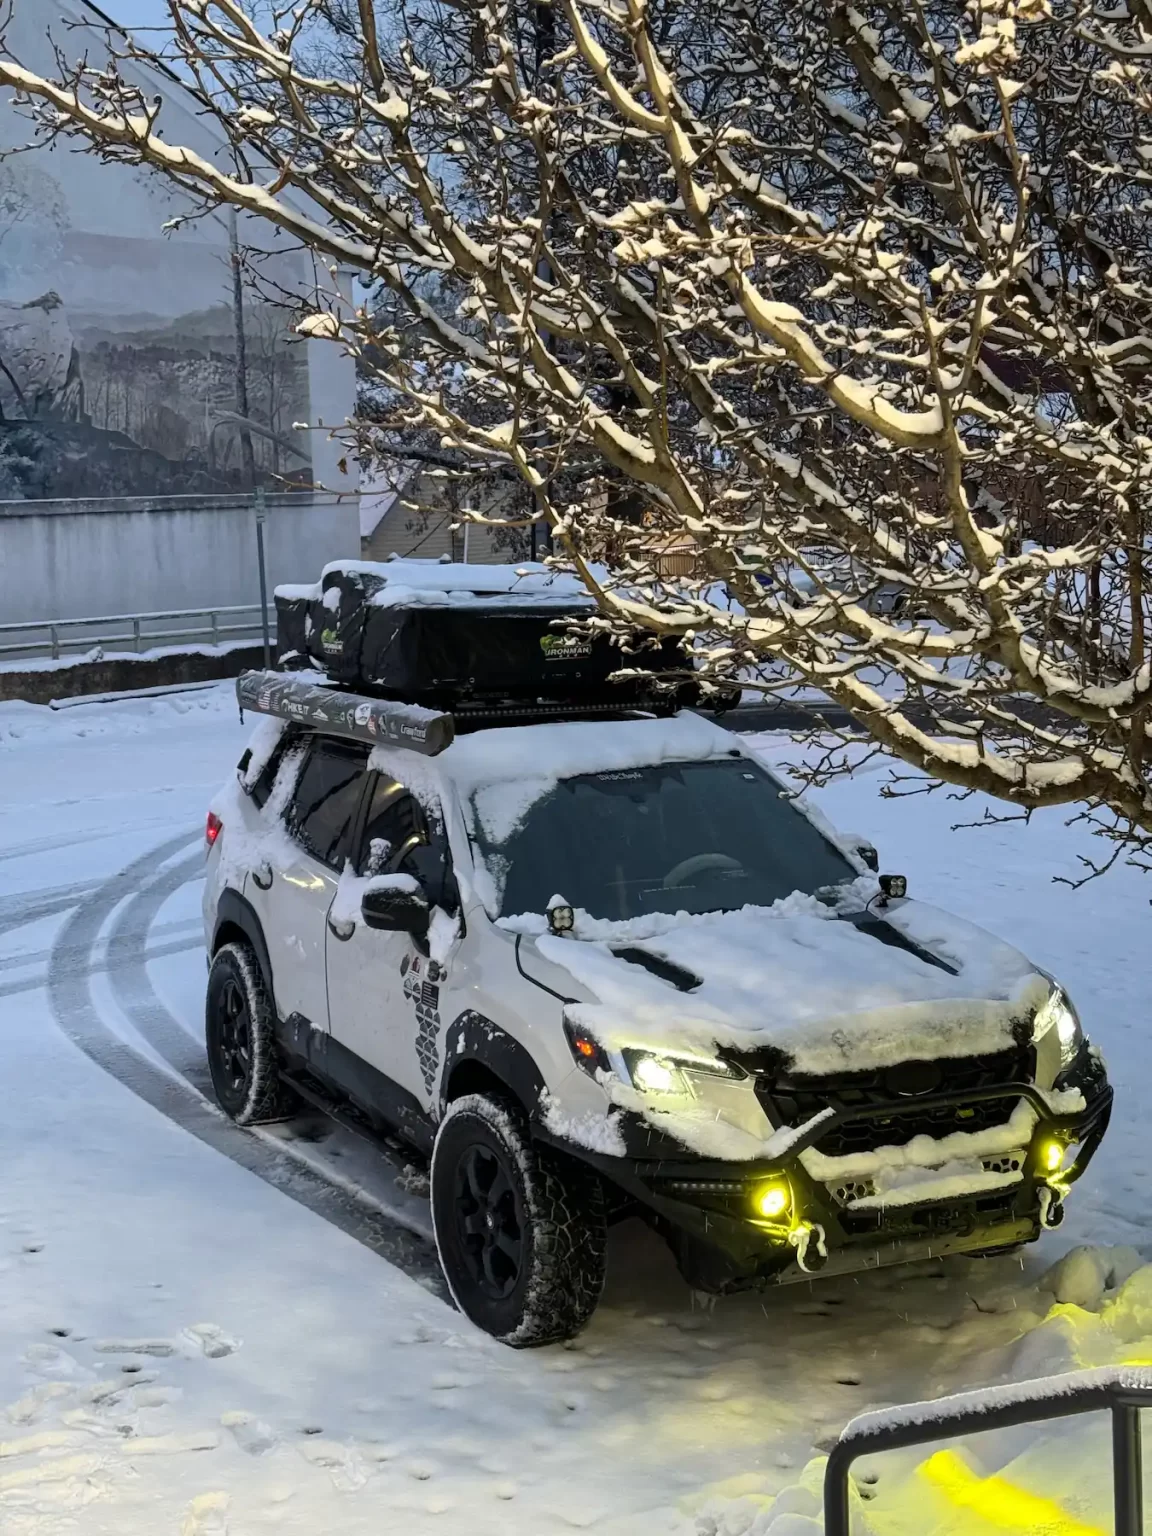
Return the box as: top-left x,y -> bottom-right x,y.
228,209 -> 257,490
255,483 -> 271,668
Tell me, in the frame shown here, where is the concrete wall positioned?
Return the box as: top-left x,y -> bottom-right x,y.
0,493 -> 360,623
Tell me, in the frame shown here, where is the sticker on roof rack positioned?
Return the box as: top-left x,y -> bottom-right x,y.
236,670 -> 454,756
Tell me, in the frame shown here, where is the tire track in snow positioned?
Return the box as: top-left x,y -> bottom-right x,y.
103,850 -> 214,1093
0,937 -> 198,1002
0,881 -> 105,938
48,832 -> 446,1292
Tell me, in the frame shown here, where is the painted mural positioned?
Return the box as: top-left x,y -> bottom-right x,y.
0,6 -> 313,501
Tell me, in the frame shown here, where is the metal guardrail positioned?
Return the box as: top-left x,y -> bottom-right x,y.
823,1365 -> 1152,1536
0,605 -> 273,663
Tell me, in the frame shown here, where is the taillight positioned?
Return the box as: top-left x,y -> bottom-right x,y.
205,811 -> 223,847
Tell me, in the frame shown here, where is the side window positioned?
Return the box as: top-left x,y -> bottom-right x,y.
357,774 -> 458,913
247,729 -> 301,810
287,738 -> 369,868
358,777 -> 427,876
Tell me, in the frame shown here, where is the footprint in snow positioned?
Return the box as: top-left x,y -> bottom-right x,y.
121,1430 -> 220,1456
93,1339 -> 177,1358
221,1412 -> 277,1456
299,1440 -> 366,1491
183,1324 -> 239,1360
180,1491 -> 230,1536
6,1382 -> 73,1425
21,1344 -> 89,1380
87,1372 -> 157,1405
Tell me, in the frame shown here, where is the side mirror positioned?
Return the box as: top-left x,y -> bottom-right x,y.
361,882 -> 430,937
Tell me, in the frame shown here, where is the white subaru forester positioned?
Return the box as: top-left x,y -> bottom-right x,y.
202,657 -> 1110,1347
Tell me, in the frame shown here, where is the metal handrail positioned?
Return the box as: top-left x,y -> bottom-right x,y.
1,604 -> 265,633
823,1365 -> 1152,1536
0,605 -> 272,661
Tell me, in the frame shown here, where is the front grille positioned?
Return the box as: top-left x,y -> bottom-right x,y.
826,1152 -> 1026,1209
840,1188 -> 1019,1240
756,1046 -> 1034,1158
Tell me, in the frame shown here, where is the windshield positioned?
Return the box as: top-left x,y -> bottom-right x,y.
469,757 -> 857,922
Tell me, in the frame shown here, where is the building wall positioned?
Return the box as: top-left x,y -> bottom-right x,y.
0,2 -> 356,506
0,493 -> 360,623
360,470 -> 533,564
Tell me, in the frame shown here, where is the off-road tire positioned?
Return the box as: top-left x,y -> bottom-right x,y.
430,1093 -> 607,1347
205,941 -> 298,1125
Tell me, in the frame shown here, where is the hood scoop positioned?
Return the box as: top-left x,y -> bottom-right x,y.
611,945 -> 703,992
838,912 -> 959,976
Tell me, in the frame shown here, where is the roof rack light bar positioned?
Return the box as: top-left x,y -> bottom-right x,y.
237,670 -> 454,756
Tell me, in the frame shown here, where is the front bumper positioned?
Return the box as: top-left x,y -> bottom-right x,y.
540,1066 -> 1113,1292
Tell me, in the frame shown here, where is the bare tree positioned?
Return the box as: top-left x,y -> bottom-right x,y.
5,0 -> 1152,855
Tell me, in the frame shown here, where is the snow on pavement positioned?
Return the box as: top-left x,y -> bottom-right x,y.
0,687 -> 1150,1534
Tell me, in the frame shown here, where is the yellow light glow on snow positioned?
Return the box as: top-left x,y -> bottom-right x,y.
920,1449 -> 1105,1536
754,1182 -> 790,1220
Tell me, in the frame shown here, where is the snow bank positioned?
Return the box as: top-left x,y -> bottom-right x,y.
0,638 -> 257,675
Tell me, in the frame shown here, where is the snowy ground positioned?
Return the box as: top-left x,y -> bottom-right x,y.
1,684 -> 1150,1535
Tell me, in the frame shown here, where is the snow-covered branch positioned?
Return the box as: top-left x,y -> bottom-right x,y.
6,0 -> 1152,845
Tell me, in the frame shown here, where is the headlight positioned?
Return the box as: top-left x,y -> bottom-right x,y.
1033,987 -> 1083,1070
623,1047 -> 744,1097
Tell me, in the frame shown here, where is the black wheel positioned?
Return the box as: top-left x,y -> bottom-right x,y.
431,1093 -> 607,1347
205,942 -> 298,1125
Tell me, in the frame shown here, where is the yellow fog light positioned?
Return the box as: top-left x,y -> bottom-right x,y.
1040,1139 -> 1065,1173
755,1182 -> 791,1220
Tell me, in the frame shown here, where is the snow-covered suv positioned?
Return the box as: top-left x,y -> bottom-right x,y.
202,665 -> 1111,1346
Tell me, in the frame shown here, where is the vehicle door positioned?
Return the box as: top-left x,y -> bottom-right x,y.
258,735 -> 369,1033
325,769 -> 457,1109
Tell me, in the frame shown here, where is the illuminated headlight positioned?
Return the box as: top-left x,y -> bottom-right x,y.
623,1048 -> 744,1097
1033,987 -> 1083,1071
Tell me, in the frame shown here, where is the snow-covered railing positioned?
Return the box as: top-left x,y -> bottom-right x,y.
823,1365 -> 1152,1536
0,606 -> 271,663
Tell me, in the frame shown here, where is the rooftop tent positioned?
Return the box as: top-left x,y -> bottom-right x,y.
272,559 -> 700,711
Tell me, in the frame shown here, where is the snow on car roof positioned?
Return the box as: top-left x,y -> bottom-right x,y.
435,711 -> 743,796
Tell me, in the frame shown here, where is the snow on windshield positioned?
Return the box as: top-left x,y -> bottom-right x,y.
473,757 -> 859,921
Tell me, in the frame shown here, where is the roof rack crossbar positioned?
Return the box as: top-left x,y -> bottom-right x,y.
237,670 -> 455,756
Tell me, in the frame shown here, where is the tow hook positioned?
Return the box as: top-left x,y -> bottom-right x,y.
789,1222 -> 829,1273
1039,1186 -> 1065,1230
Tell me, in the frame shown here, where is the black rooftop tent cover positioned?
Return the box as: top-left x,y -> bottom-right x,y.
274,561 -> 708,711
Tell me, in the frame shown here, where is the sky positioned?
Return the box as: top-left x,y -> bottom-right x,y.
92,0 -> 173,25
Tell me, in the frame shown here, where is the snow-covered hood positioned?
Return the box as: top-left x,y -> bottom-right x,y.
520,895 -> 1048,1075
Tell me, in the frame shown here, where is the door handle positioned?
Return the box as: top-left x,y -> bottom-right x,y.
327,917 -> 355,942
251,864 -> 272,891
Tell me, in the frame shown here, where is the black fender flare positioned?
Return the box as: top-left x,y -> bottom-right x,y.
439,1010 -> 546,1120
211,887 -> 275,998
